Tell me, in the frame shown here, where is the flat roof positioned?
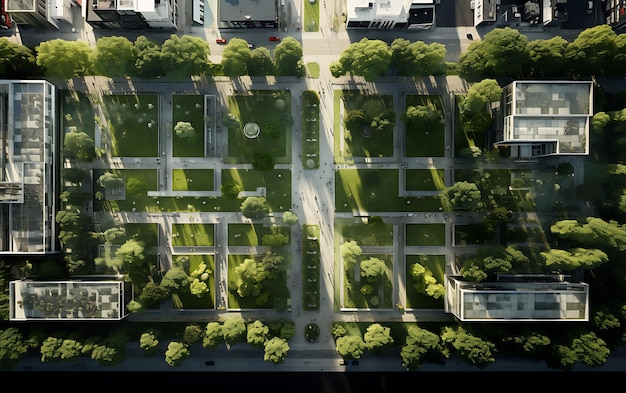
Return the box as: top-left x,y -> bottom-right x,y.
10,280 -> 127,321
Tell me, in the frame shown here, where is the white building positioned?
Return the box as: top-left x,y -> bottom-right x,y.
346,0 -> 434,30
494,80 -> 593,158
0,80 -> 58,255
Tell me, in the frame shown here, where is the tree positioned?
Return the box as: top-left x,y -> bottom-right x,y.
221,181 -> 243,199
262,227 -> 290,247
335,38 -> 391,81
0,328 -> 29,368
221,38 -> 251,77
363,323 -> 394,352
94,36 -> 134,77
335,335 -> 365,360
540,248 -> 609,271
63,168 -> 88,184
138,281 -> 170,308
460,245 -> 529,281
116,239 -> 145,267
440,325 -> 496,368
174,121 -> 197,141
64,129 -> 95,162
240,196 -> 270,219
402,104 -> 443,129
183,324 -> 204,344
274,37 -> 305,77
202,322 -> 223,350
410,263 -> 445,299
459,27 -> 530,80
189,278 -> 209,298
525,36 -> 568,78
550,217 -> 626,253
247,320 -> 270,348
565,24 -> 617,77
389,38 -> 446,76
164,341 -> 190,367
359,257 -> 386,283
222,316 -> 247,345
160,267 -> 191,294
132,35 -> 164,79
444,181 -> 482,210
139,332 -> 159,355
400,325 -> 443,371
36,39 -> 94,79
341,240 -> 362,270
263,337 -> 289,364
0,38 -> 40,79
97,172 -> 124,189
248,47 -> 276,76
161,34 -> 211,79
222,113 -> 241,130
282,211 -> 299,225
462,78 -> 502,115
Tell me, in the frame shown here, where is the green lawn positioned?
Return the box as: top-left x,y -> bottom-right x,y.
302,90 -> 320,169
228,223 -> 288,246
227,254 -> 290,309
342,254 -> 393,309
335,169 -> 445,213
221,168 -> 291,212
339,91 -> 395,159
303,0 -> 319,32
103,94 -> 159,157
172,94 -> 205,157
172,169 -> 214,191
337,220 -> 394,246
405,224 -> 446,246
227,90 -> 291,163
405,95 -> 445,157
171,223 -> 215,247
175,254 -> 216,309
405,255 -> 446,309
405,169 -> 445,191
61,90 -> 95,139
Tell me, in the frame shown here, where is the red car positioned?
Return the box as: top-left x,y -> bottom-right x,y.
269,36 -> 280,42
216,38 -> 227,44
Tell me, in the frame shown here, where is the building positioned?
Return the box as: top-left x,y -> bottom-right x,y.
217,0 -> 278,29
346,0 -> 435,30
10,278 -> 131,321
0,0 -> 14,29
86,0 -> 179,30
472,0 -> 497,27
605,0 -> 626,33
5,0 -> 76,29
0,80 -> 58,255
445,274 -> 589,322
494,80 -> 593,158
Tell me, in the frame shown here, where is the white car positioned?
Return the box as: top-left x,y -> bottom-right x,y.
470,0 -> 475,10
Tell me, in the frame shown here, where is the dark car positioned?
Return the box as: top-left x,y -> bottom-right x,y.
205,360 -> 215,366
269,36 -> 280,42
351,360 -> 359,365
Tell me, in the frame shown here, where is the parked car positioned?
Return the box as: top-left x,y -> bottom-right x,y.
248,43 -> 255,49
269,36 -> 280,42
216,38 -> 227,44
587,0 -> 593,14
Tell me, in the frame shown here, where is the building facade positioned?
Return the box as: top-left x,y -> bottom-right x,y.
86,0 -> 178,30
494,80 -> 593,158
0,80 -> 58,255
346,0 -> 434,30
5,0 -> 76,29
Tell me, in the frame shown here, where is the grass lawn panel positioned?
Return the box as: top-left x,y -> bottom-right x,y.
221,168 -> 291,212
123,222 -> 159,248
338,220 -> 393,246
112,169 -> 158,211
103,94 -> 159,157
405,169 -> 445,191
172,94 -> 205,157
172,169 -> 214,191
61,90 -> 95,139
227,254 -> 289,309
335,168 -> 445,213
228,223 -> 288,246
342,254 -> 393,309
405,224 -> 446,246
172,223 -> 215,247
405,255 -> 445,309
302,90 -> 320,169
303,0 -> 319,32
176,254 -> 216,309
405,95 -> 445,157
227,91 -> 290,161
340,91 -> 394,158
